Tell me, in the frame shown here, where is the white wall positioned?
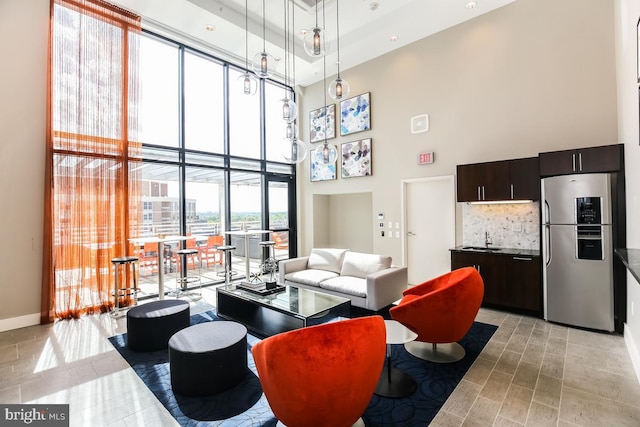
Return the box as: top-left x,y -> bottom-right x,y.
0,0 -> 49,329
614,0 -> 640,380
297,0 -> 618,264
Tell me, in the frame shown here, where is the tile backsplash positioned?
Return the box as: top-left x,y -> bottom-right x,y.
462,202 -> 540,250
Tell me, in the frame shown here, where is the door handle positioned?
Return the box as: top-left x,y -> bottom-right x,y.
407,231 -> 416,237
578,152 -> 583,171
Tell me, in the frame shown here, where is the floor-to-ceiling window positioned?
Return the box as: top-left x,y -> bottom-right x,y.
135,31 -> 296,293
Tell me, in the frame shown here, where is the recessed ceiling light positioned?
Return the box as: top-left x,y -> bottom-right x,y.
205,24 -> 215,31
466,1 -> 478,9
389,35 -> 398,42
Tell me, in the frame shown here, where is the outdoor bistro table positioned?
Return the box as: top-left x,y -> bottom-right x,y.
129,235 -> 188,300
224,230 -> 271,281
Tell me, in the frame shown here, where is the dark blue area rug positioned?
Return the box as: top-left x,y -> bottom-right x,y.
108,310 -> 497,427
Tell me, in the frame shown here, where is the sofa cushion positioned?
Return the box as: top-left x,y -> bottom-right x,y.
319,276 -> 367,298
340,252 -> 392,279
307,248 -> 348,274
284,269 -> 339,287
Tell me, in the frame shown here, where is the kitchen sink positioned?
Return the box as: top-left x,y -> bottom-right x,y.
461,246 -> 502,252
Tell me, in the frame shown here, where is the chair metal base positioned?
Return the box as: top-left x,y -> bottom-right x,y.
404,341 -> 466,363
277,418 -> 364,427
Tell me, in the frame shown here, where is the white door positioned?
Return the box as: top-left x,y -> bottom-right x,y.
402,176 -> 456,285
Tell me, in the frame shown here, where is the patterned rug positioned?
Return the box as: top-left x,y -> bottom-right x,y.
108,310 -> 497,426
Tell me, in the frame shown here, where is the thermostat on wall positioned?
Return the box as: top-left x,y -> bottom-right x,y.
410,114 -> 429,134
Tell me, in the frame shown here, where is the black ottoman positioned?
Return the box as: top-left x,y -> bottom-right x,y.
126,300 -> 190,351
169,321 -> 248,396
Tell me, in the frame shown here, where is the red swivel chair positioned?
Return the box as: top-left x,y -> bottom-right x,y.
251,316 -> 386,427
390,267 -> 484,363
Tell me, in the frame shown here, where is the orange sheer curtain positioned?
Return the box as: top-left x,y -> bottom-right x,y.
42,0 -> 141,322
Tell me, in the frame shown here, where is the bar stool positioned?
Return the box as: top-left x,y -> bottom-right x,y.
110,256 -> 139,317
259,241 -> 277,284
217,245 -> 236,287
174,248 -> 202,300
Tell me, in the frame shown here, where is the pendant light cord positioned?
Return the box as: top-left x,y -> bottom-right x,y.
262,0 -> 266,51
245,0 -> 249,70
336,0 -> 341,78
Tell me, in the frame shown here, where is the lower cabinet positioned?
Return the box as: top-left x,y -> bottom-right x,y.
451,251 -> 541,315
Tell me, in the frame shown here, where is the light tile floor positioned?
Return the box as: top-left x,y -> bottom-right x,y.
1,290 -> 639,427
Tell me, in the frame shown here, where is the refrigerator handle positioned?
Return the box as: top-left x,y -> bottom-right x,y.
545,225 -> 552,266
543,200 -> 550,224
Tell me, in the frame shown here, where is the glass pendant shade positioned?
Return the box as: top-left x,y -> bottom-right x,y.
317,143 -> 338,164
280,98 -> 298,123
285,122 -> 298,140
238,71 -> 258,95
328,76 -> 349,100
282,137 -> 308,164
252,51 -> 275,78
303,27 -> 328,57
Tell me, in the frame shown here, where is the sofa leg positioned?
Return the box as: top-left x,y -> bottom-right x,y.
404,341 -> 466,363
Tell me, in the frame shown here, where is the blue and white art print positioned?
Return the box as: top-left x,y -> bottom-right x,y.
309,104 -> 336,143
340,92 -> 371,136
341,138 -> 372,178
310,149 -> 337,182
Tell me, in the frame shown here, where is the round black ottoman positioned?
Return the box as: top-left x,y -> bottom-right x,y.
169,321 -> 248,396
126,300 -> 190,352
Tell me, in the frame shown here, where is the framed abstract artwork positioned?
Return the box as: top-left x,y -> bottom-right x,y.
310,149 -> 337,182
309,104 -> 336,142
341,138 -> 372,178
340,92 -> 371,136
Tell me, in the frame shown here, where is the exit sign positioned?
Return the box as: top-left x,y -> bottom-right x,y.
418,151 -> 434,165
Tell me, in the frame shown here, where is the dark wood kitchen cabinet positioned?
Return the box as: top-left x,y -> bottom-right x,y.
456,161 -> 509,202
451,250 -> 541,316
539,144 -> 623,177
456,157 -> 539,202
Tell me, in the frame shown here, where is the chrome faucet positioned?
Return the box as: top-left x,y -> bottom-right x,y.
485,231 -> 492,247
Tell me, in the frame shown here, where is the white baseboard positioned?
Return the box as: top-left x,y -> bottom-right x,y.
0,313 -> 41,333
624,323 -> 640,385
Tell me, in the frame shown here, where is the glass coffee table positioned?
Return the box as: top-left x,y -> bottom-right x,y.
216,284 -> 351,337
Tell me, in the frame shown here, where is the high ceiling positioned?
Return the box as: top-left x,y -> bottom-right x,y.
112,0 -> 518,87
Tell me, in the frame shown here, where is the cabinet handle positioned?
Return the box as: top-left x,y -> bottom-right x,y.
578,152 -> 583,171
482,186 -> 485,200
477,186 -> 481,201
510,184 -> 514,199
572,153 -> 576,171
476,264 -> 481,274
512,257 -> 533,261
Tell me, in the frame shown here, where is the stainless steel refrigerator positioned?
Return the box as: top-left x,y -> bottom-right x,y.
542,173 -> 614,332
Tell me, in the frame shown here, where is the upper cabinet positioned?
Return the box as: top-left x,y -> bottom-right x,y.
457,157 -> 539,202
539,144 -> 623,177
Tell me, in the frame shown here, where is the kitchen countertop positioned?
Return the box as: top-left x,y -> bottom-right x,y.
450,246 -> 540,257
615,249 -> 640,285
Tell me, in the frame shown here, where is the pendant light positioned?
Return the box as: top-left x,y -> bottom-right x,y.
280,0 -> 298,124
328,0 -> 349,100
303,0 -> 329,57
252,0 -> 276,78
318,42 -> 337,165
239,0 -> 258,95
282,0 -> 307,164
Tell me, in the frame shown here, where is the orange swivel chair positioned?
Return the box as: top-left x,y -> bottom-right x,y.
390,267 -> 484,363
251,316 -> 386,427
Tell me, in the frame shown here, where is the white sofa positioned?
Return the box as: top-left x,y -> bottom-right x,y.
278,248 -> 408,311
